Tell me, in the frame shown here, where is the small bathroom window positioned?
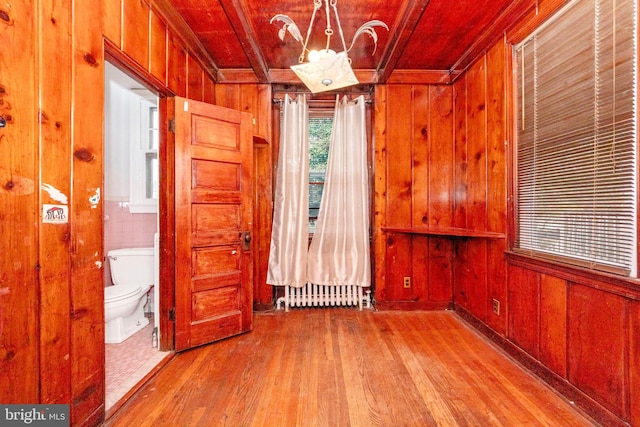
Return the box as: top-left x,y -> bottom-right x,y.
129,99 -> 159,213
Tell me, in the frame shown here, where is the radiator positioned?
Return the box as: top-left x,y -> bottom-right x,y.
276,283 -> 372,311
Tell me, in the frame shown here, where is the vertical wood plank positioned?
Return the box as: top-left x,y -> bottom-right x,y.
386,85 -> 414,302
71,0 -> 106,423
539,274 -> 567,378
507,264 -> 539,359
465,57 -> 488,320
149,9 -> 167,85
427,85 -> 454,303
103,0 -> 122,48
452,75 -> 469,308
187,54 -> 203,101
215,83 -> 241,109
453,75 -> 468,229
203,76 -> 216,104
485,42 -> 508,334
122,0 -> 149,69
412,85 -> 429,228
167,31 -> 186,96
38,0 -> 72,405
411,85 -> 429,302
0,0 -> 39,404
373,85 -> 388,302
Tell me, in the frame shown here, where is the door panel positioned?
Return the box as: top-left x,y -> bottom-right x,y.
170,96 -> 253,352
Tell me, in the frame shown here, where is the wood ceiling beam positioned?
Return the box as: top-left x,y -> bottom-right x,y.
375,0 -> 432,84
217,0 -> 270,83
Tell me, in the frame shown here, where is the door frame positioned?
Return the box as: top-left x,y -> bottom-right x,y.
104,44 -> 175,351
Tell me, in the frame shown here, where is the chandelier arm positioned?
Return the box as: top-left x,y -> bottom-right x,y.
324,0 -> 332,51
330,0 -> 350,57
300,1 -> 323,62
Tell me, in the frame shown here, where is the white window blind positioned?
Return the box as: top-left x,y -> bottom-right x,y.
515,0 -> 637,275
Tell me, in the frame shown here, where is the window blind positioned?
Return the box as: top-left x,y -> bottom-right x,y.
515,0 -> 637,275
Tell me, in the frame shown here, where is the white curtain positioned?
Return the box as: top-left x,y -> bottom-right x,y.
307,95 -> 370,287
266,95 -> 309,287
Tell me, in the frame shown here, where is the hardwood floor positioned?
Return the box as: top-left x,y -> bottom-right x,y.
106,310 -> 597,426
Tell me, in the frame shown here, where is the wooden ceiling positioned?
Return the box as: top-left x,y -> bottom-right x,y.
165,0 -> 537,86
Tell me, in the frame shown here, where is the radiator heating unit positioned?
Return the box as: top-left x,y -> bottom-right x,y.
276,283 -> 372,311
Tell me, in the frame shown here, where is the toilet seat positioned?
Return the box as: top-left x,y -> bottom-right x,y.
105,284 -> 141,303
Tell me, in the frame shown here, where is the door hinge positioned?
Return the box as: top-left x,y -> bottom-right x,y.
169,307 -> 176,322
168,118 -> 175,133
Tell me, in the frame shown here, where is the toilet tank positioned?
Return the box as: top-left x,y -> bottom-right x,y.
108,247 -> 155,287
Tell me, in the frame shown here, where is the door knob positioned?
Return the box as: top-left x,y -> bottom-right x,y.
242,231 -> 251,251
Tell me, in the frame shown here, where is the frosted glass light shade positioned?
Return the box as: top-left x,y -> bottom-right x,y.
290,51 -> 359,93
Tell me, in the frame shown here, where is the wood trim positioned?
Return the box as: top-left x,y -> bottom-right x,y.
385,69 -> 454,85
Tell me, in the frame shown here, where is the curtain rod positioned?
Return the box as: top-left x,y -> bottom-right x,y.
272,93 -> 373,105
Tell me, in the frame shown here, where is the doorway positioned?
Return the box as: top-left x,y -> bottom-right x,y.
103,62 -> 169,410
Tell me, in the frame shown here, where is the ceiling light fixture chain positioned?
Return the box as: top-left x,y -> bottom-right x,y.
271,0 -> 388,93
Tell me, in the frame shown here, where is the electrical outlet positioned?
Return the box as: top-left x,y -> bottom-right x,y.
403,277 -> 411,288
492,298 -> 501,315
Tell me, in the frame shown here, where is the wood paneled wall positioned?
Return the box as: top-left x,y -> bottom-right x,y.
373,41 -> 507,315
374,85 -> 456,309
374,13 -> 639,427
1,1 -> 271,426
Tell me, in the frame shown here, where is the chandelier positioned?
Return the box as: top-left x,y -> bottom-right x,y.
271,0 -> 388,93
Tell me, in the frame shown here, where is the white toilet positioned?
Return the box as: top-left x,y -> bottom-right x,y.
104,247 -> 154,343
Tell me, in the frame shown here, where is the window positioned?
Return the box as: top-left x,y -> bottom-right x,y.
129,98 -> 159,213
280,106 -> 333,232
308,115 -> 332,231
514,0 -> 637,275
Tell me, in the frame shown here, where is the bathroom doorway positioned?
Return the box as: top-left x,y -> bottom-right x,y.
103,62 -> 170,411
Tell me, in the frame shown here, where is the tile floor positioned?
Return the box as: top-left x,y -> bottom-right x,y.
105,315 -> 170,411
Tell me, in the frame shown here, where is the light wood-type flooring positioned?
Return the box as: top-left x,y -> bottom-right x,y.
106,309 -> 597,426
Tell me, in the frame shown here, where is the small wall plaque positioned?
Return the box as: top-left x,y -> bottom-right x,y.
43,204 -> 68,224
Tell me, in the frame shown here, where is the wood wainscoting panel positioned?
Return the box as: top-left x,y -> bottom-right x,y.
507,264 -> 540,359
568,283 -> 627,418
540,274 -> 567,378
630,300 -> 640,425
